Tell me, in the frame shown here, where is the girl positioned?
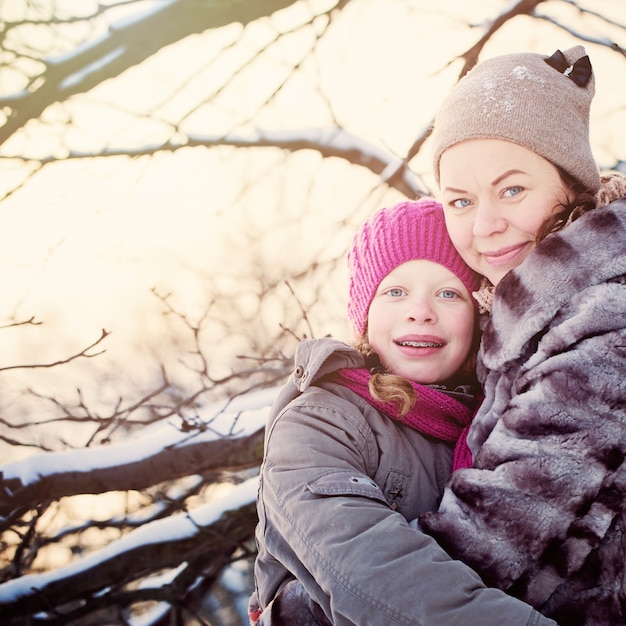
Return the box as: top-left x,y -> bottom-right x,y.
250,199 -> 554,625
421,46 -> 626,625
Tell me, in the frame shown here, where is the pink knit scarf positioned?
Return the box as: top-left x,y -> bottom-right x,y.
327,367 -> 476,470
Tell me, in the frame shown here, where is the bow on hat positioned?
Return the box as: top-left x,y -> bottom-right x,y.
544,49 -> 592,87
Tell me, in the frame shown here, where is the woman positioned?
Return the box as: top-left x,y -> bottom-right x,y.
420,45 -> 626,625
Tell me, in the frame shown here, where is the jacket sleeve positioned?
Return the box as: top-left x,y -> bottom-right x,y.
420,278 -> 626,607
256,391 -> 555,626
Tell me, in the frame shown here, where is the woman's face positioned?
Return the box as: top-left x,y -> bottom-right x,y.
367,259 -> 475,385
439,139 -> 570,286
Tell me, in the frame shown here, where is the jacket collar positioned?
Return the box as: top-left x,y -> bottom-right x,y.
293,338 -> 363,391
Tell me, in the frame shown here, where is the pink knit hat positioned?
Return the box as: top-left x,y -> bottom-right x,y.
347,199 -> 480,335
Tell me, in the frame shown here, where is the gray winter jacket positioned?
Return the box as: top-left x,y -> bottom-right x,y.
421,200 -> 626,625
253,337 -> 555,625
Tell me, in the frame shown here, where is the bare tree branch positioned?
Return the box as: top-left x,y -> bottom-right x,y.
0,0 -> 316,147
455,0 -> 548,79
0,317 -> 41,330
0,329 -> 108,372
0,2 -> 623,623
2,127 -> 428,197
0,426 -> 265,521
0,480 -> 258,621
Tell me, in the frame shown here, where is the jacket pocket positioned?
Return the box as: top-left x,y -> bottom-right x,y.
305,470 -> 389,506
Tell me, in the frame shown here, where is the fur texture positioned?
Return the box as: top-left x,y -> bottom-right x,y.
420,200 -> 626,625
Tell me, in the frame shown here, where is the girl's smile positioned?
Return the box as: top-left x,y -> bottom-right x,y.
367,259 -> 475,385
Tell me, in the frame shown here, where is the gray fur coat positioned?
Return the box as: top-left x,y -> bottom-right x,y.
421,199 -> 626,625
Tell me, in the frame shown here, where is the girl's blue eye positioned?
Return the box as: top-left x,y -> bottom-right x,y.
440,290 -> 458,299
386,288 -> 405,297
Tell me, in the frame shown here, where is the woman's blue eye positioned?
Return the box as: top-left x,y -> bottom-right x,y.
452,198 -> 471,209
504,185 -> 523,197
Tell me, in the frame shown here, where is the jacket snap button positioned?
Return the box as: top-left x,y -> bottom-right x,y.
350,476 -> 377,488
294,366 -> 304,378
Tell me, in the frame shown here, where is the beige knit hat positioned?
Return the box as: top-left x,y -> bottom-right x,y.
432,46 -> 601,193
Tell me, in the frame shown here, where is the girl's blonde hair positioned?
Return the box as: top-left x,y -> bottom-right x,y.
353,322 -> 481,418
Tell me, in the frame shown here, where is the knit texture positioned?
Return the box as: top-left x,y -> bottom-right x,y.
432,46 -> 600,193
328,367 -> 476,444
347,199 -> 480,335
595,171 -> 626,208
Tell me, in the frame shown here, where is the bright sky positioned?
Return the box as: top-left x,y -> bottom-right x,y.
0,0 -> 624,434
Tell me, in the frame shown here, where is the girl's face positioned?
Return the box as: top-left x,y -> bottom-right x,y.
439,139 -> 570,286
367,259 -> 475,385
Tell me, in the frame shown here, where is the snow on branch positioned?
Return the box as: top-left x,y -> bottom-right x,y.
188,127 -> 430,197
0,387 -> 275,519
0,0 -> 305,148
0,477 -> 259,620
23,126 -> 429,198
